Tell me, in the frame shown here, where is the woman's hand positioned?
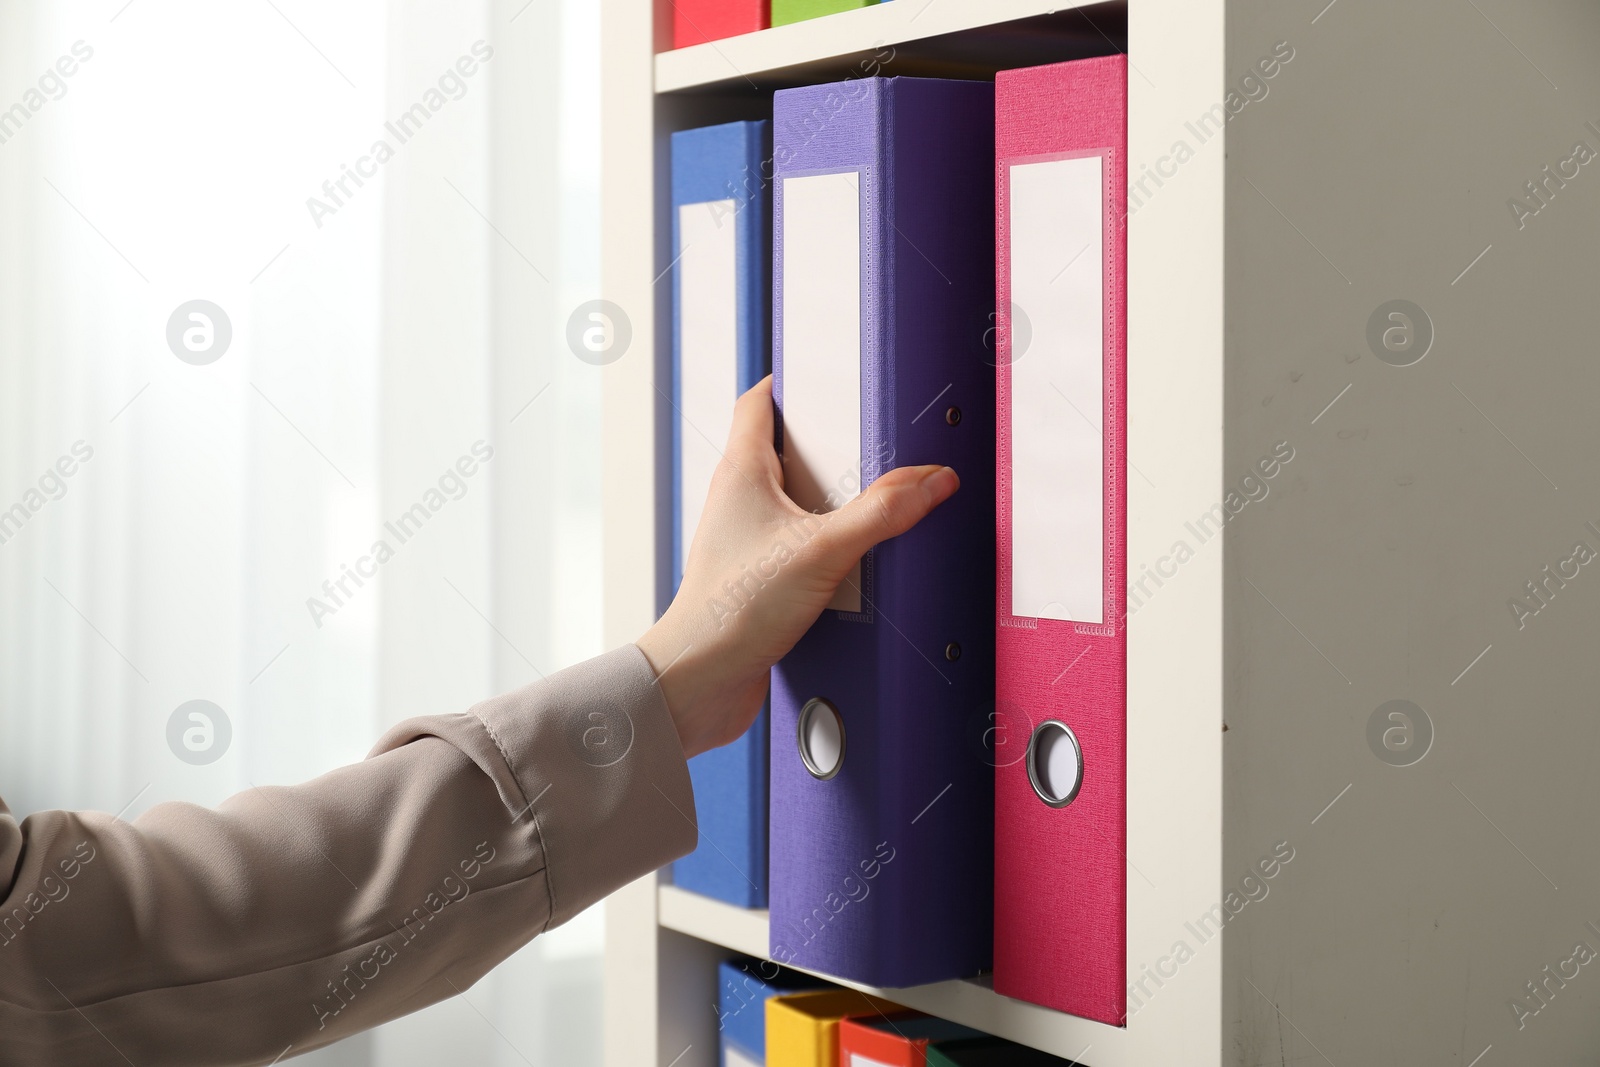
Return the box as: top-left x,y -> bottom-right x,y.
637,375 -> 959,758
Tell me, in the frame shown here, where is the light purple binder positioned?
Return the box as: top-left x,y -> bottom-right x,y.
769,76 -> 996,987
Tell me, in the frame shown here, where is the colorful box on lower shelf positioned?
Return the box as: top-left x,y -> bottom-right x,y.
837,1014 -> 985,1067
771,0 -> 877,28
767,989 -> 906,1067
925,1037 -> 1081,1067
719,958 -> 827,1067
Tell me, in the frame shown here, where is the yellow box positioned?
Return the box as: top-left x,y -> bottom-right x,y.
765,989 -> 907,1067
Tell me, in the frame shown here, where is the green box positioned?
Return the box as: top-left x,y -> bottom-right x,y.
770,0 -> 878,28
926,1037 -> 1080,1067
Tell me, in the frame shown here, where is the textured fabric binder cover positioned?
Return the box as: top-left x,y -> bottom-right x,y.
771,0 -> 876,27
671,120 -> 773,908
925,1037 -> 1080,1067
671,119 -> 771,592
673,0 -> 769,48
837,1014 -> 985,1067
767,990 -> 906,1067
719,958 -> 827,1066
992,56 -> 1129,1024
769,76 -> 995,987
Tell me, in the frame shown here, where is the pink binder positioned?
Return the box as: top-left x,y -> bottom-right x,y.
992,55 -> 1128,1024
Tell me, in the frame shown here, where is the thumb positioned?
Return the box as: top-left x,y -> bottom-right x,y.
822,465 -> 960,562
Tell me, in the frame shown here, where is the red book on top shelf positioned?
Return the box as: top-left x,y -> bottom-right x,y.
673,0 -> 769,49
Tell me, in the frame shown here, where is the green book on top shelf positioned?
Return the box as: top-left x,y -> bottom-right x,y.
770,0 -> 877,27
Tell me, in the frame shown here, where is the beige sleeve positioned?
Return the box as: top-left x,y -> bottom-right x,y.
0,644 -> 696,1067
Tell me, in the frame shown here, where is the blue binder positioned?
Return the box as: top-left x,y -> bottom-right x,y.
717,957 -> 826,1066
670,120 -> 772,908
768,77 -> 996,986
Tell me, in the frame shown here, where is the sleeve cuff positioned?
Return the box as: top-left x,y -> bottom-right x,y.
459,644 -> 698,929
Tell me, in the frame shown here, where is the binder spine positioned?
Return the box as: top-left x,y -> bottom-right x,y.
992,55 -> 1129,1024
770,77 -> 995,988
669,120 -> 772,908
671,120 -> 771,593
771,81 -> 890,975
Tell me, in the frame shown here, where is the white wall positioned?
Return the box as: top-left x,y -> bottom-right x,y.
0,0 -> 606,1062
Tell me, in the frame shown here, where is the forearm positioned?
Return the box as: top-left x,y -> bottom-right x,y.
0,644 -> 695,1067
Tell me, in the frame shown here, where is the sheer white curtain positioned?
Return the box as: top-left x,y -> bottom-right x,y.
0,1 -> 605,1063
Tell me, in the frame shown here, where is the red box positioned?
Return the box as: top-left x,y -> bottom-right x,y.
837,1014 -> 985,1067
672,0 -> 769,48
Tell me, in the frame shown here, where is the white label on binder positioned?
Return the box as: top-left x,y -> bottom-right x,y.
1010,154 -> 1105,624
724,1047 -> 762,1067
849,1056 -> 895,1067
677,199 -> 740,575
782,171 -> 862,612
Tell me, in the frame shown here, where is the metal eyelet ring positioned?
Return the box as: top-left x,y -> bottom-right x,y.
797,698 -> 846,781
1026,719 -> 1084,808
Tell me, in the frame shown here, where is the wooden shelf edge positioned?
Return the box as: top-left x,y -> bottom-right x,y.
654,0 -> 1112,93
655,884 -> 1125,1060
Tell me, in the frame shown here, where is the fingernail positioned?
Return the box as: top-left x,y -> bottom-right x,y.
920,466 -> 959,502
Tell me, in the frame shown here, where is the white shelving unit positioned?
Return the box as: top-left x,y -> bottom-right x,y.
599,1 -> 1227,1063
601,0 -> 1600,1062
597,0 -> 1231,1062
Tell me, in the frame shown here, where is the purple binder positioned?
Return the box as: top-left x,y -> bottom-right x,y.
769,76 -> 996,987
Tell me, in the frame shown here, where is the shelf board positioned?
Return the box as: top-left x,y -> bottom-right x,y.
655,0 -> 1126,95
657,884 -> 1118,1059
658,883 -> 771,959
